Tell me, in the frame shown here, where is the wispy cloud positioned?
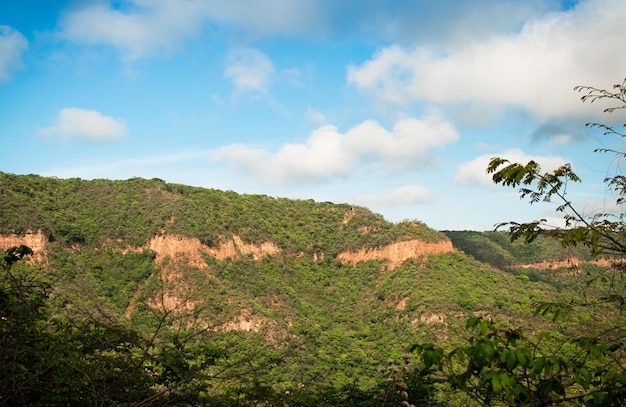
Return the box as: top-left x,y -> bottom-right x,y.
57,0 -> 322,62
214,115 -> 458,184
306,108 -> 327,124
58,1 -> 207,61
454,148 -> 569,186
347,0 -> 626,120
55,0 -> 560,62
0,25 -> 28,82
39,108 -> 127,141
530,119 -> 589,144
201,0 -> 323,38
224,48 -> 274,94
42,150 -> 215,179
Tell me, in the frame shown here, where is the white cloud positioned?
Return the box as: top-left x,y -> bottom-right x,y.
214,115 -> 458,184
54,0 -> 577,68
224,48 -> 274,94
180,0 -> 323,38
306,108 -> 327,124
340,0 -> 564,48
0,26 -> 28,82
530,119 -> 589,144
347,0 -> 626,120
56,1 -> 562,62
58,0 -> 323,61
358,185 -> 433,207
39,108 -> 127,140
454,148 -> 569,186
59,1 -> 207,61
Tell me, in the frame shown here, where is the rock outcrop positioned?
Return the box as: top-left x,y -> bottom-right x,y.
147,233 -> 281,267
0,230 -> 48,263
337,239 -> 454,270
0,230 -> 48,254
516,257 -> 614,270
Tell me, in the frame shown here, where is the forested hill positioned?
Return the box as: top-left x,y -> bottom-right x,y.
0,172 -> 446,255
0,172 -> 597,406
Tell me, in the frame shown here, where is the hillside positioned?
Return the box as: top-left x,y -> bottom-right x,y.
443,230 -> 596,269
0,172 -> 603,406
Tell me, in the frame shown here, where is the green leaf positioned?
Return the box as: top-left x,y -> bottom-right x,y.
466,316 -> 480,328
575,367 -> 591,389
533,358 -> 546,374
492,372 -> 503,393
505,350 -> 517,370
514,349 -> 528,367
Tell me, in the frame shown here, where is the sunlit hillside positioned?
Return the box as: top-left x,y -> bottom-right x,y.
0,173 -> 613,406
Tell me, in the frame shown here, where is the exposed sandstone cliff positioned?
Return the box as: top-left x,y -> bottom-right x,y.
0,230 -> 48,263
516,257 -> 614,270
337,239 -> 455,270
148,234 -> 210,269
147,233 -> 281,267
0,230 -> 48,253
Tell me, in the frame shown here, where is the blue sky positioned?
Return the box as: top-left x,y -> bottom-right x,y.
2,0 -> 626,231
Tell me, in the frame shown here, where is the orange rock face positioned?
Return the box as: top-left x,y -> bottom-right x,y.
337,239 -> 454,270
516,257 -> 614,270
148,233 -> 281,267
0,230 -> 48,264
148,234 -> 210,269
0,230 -> 48,254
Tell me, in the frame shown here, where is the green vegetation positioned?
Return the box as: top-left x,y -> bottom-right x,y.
398,78 -> 626,406
0,171 -> 570,406
0,174 -> 444,254
444,230 -> 594,270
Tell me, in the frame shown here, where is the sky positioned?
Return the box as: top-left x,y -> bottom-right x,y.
2,0 -> 626,231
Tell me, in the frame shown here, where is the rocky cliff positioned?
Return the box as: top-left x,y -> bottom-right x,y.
0,229 -> 455,271
0,230 -> 47,253
338,239 -> 454,270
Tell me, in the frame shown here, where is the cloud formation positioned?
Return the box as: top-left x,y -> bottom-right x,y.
306,108 -> 327,124
58,1 -> 208,60
225,48 -> 274,94
58,0 -> 322,61
327,0 -> 565,48
39,108 -> 127,140
348,0 -> 626,120
194,0 -> 322,38
56,0 -> 565,62
214,115 -> 458,184
454,148 -> 569,186
0,25 -> 28,82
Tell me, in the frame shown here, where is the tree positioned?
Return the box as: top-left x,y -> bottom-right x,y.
0,245 -> 158,405
488,77 -> 626,257
487,78 -> 626,318
0,245 -> 225,406
0,245 -> 48,405
396,78 -> 626,406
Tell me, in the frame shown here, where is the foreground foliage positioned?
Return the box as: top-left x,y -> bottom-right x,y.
0,245 -> 228,405
397,78 -> 626,406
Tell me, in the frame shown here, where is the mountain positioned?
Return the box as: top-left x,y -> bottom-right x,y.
0,172 -> 595,406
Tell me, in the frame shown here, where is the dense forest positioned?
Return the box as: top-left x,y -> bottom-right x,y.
1,171 -> 621,406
